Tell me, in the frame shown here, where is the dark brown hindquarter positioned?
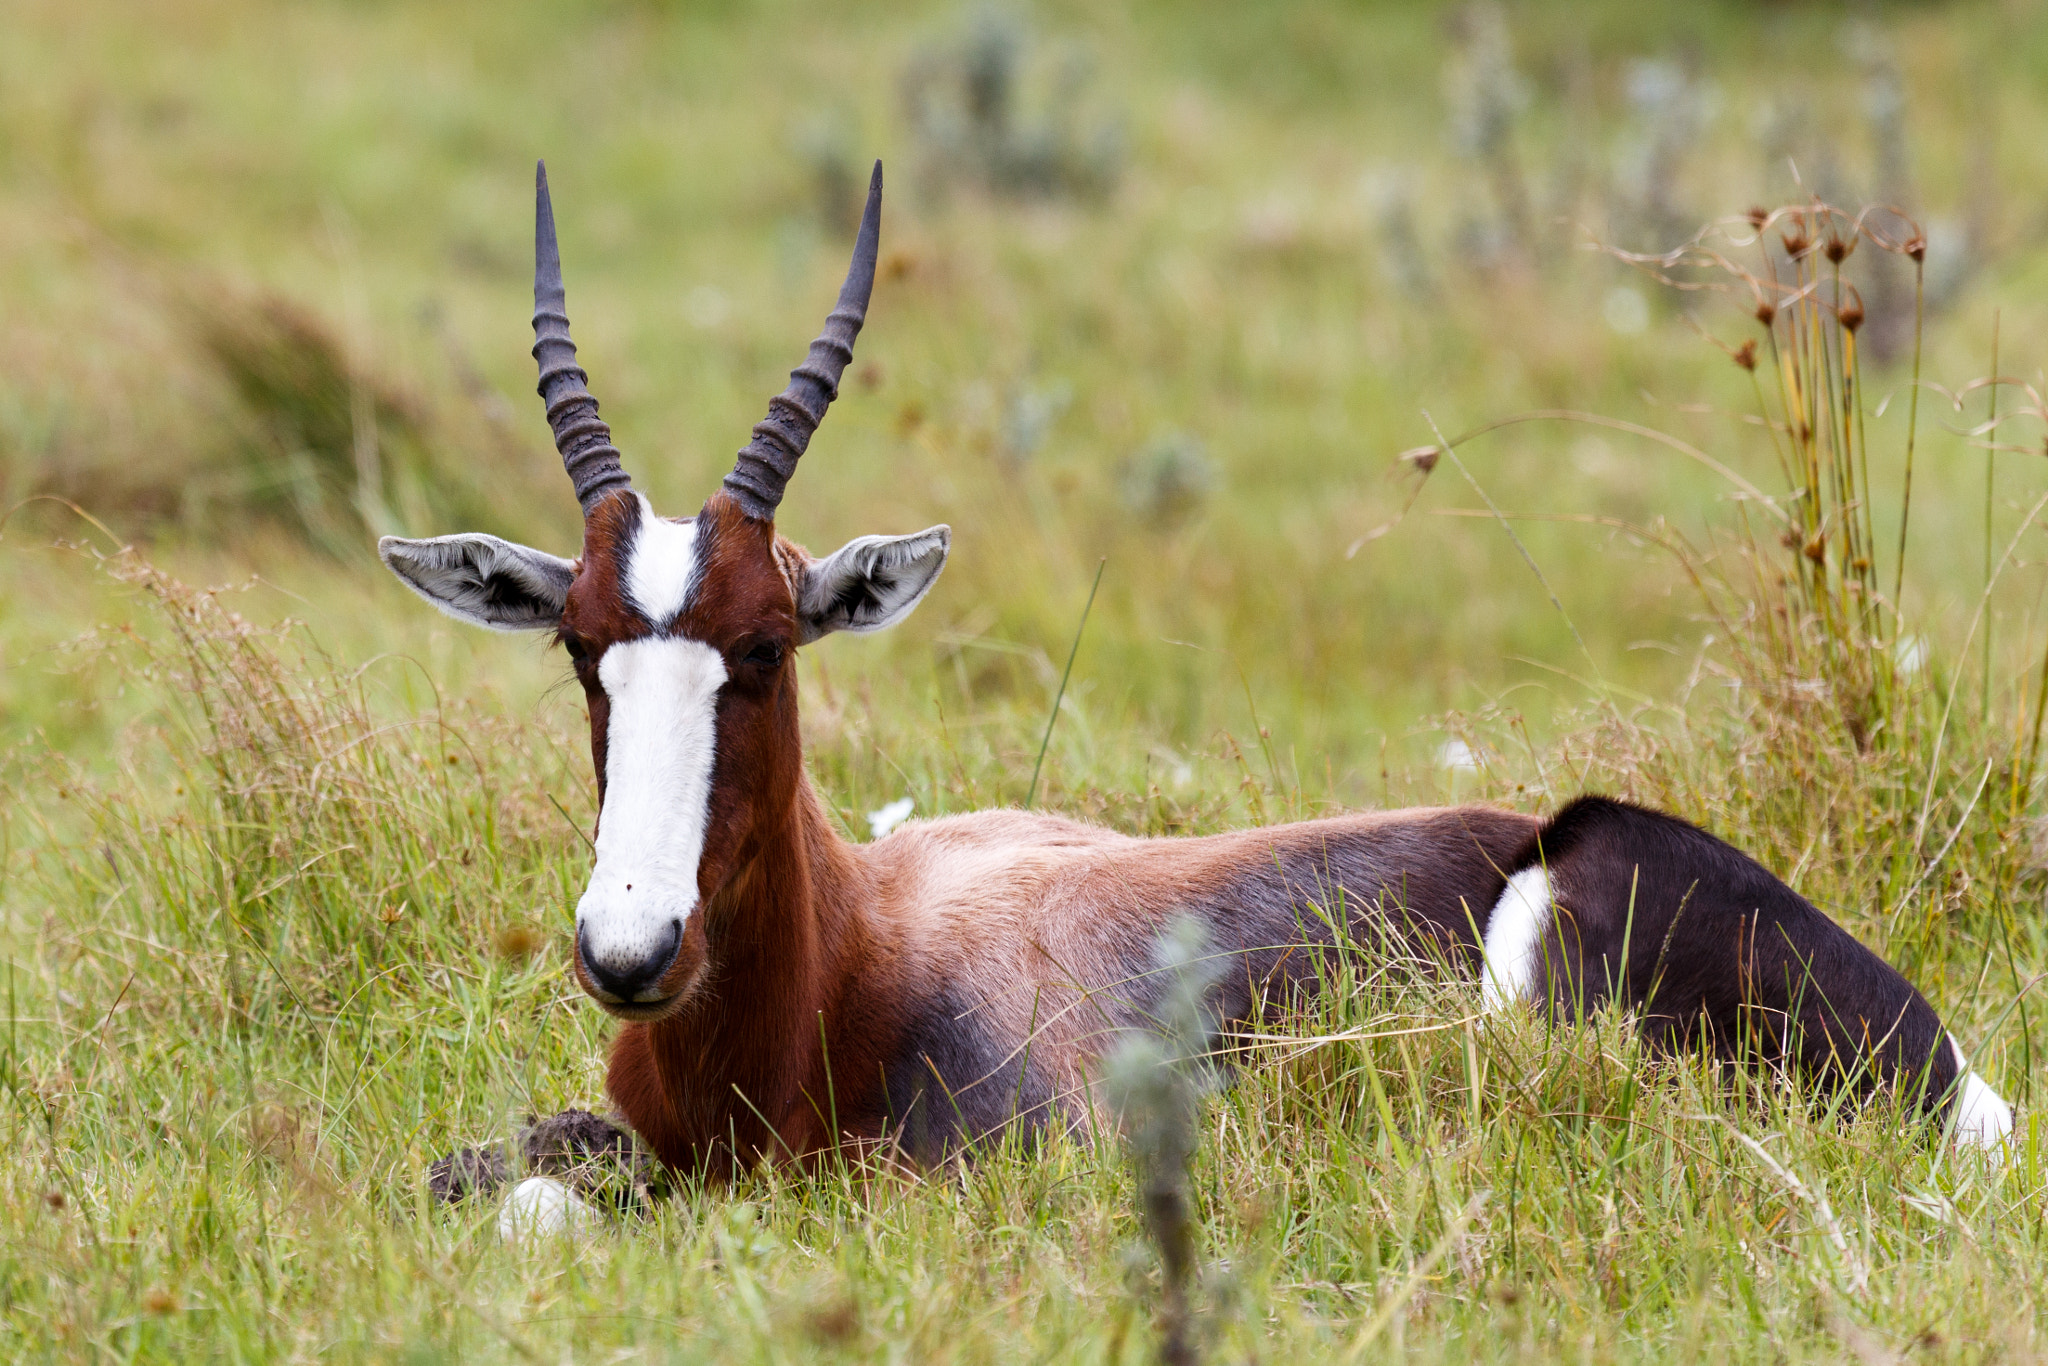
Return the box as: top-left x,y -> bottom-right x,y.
863,804 -> 1541,1164
1068,802 -> 1541,1035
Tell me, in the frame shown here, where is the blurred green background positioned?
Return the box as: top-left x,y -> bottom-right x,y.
5,0 -> 2047,801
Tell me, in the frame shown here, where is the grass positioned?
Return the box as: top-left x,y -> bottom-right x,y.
6,0 -> 2048,1359
1,562 -> 2039,1362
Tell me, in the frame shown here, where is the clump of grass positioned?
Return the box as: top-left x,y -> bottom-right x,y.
1425,197 -> 2043,1101
1104,918 -> 1222,1366
78,553 -> 564,996
189,286 -> 555,554
900,4 -> 1122,204
0,182 -> 556,552
1624,202 -> 1929,749
8,545 -> 592,1119
1442,1 -> 1534,265
191,288 -> 422,548
0,547 -> 622,1354
1119,431 -> 1217,529
791,110 -> 868,234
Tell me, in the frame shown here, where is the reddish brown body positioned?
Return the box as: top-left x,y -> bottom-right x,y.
605,783 -> 1536,1174
386,158 -> 2012,1197
567,492 -> 1536,1174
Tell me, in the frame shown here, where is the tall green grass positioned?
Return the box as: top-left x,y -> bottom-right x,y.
2,400 -> 2044,1358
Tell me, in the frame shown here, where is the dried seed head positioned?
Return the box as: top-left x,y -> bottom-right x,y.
1754,299 -> 1777,327
1906,234 -> 1926,263
1781,222 -> 1811,256
1733,339 -> 1758,371
495,924 -> 543,960
1839,300 -> 1864,333
1803,536 -> 1826,563
1398,444 -> 1441,474
252,1103 -> 304,1158
1747,206 -> 1769,231
1824,233 -> 1855,264
807,1301 -> 859,1345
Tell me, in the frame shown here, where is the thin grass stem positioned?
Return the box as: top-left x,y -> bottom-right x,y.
1893,256 -> 1925,616
1983,311 -> 2001,724
1025,557 -> 1106,809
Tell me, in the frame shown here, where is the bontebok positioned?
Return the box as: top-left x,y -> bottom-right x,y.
380,161 -> 2012,1224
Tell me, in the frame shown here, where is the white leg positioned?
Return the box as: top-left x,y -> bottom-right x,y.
1480,867 -> 1552,1012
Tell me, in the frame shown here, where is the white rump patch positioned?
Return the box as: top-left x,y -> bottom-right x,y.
498,1176 -> 597,1242
577,635 -> 727,989
1481,866 -> 1552,1011
624,495 -> 703,628
1948,1034 -> 2015,1156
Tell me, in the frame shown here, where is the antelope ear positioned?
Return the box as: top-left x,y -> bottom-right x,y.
797,526 -> 950,644
378,534 -> 574,632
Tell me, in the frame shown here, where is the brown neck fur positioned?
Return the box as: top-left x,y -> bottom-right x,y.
605,769 -> 875,1176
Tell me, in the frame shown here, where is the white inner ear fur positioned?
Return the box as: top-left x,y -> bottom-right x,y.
798,526 -> 951,644
377,533 -> 574,632
575,635 -> 727,989
624,494 -> 702,628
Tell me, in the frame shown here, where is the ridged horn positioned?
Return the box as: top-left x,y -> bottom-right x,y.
532,161 -> 632,514
723,159 -> 883,521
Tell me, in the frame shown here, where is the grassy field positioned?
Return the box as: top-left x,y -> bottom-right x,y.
7,0 -> 2048,1359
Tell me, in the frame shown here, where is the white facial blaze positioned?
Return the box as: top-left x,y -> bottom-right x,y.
576,634 -> 727,994
624,496 -> 702,627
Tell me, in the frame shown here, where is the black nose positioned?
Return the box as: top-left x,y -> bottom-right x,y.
578,920 -> 683,1002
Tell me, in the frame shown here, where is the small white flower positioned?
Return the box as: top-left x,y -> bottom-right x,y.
1603,286 -> 1649,335
867,797 -> 916,840
1895,633 -> 1927,678
1438,739 -> 1481,772
498,1177 -> 596,1244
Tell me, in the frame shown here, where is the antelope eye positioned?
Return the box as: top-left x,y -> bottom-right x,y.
742,641 -> 786,669
561,635 -> 590,664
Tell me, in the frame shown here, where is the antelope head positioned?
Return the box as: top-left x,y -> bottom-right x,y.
379,162 -> 947,1021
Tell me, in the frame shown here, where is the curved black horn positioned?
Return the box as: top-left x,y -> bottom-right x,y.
723,160 -> 883,522
532,161 -> 632,514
